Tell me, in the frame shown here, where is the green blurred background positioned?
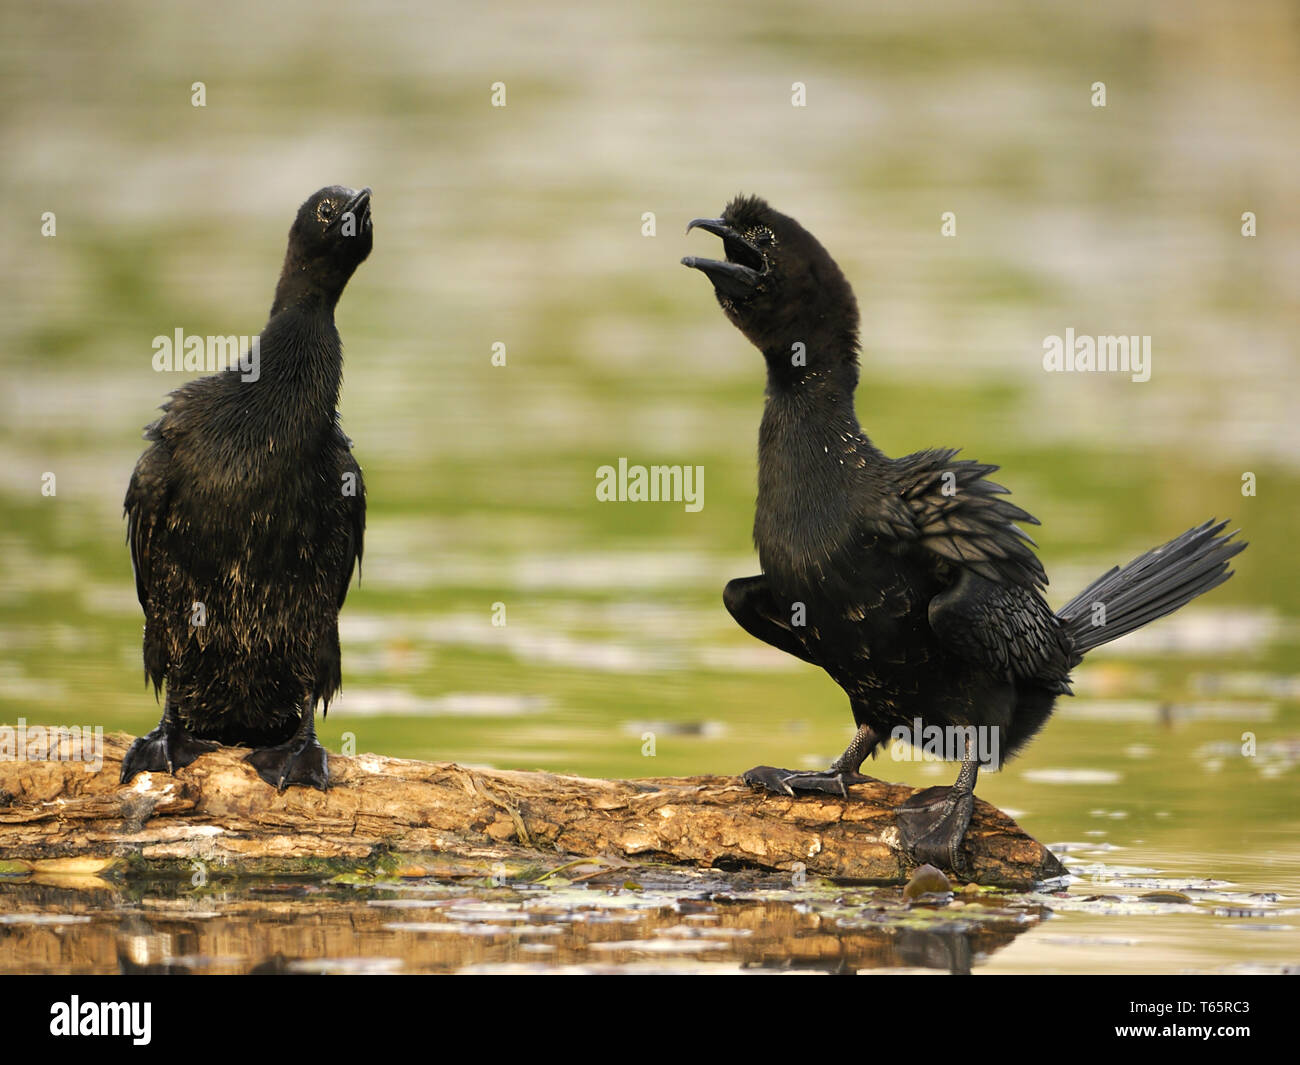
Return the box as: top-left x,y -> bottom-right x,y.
1,0 -> 1297,967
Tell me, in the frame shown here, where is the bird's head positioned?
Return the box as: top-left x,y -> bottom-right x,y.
682,195 -> 859,386
273,185 -> 374,314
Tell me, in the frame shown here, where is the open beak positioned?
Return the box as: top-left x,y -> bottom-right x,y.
684,217 -> 743,242
681,217 -> 763,299
332,186 -> 372,233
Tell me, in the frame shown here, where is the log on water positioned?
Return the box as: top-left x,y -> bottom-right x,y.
0,733 -> 1066,888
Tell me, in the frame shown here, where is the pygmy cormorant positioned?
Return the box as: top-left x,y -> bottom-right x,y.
683,194 -> 1245,873
121,185 -> 373,790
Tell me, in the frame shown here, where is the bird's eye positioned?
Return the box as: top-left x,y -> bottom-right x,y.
317,201 -> 337,223
751,228 -> 775,248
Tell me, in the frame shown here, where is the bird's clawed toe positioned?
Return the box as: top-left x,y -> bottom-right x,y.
742,765 -> 874,799
244,738 -> 330,792
119,725 -> 218,784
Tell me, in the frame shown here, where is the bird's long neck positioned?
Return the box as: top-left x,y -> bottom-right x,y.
245,303 -> 343,445
754,366 -> 878,568
750,316 -> 892,573
270,245 -> 347,319
758,338 -> 873,462
758,372 -> 873,500
761,367 -> 859,437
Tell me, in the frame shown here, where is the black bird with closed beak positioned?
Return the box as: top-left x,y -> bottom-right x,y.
684,194 -> 1245,874
121,185 -> 373,791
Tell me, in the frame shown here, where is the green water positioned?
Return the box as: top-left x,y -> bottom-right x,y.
1,0 -> 1297,973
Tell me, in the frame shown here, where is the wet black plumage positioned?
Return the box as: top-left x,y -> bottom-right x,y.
121,185 -> 374,790
683,195 -> 1245,871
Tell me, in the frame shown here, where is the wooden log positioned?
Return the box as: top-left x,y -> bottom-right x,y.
0,732 -> 1065,888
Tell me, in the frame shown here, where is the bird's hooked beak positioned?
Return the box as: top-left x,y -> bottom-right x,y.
681,217 -> 764,299
331,187 -> 372,234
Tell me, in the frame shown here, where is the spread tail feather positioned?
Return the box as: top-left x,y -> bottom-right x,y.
1058,519 -> 1246,662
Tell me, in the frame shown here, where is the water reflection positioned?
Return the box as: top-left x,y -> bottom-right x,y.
0,872 -> 1044,976
5,849 -> 1296,976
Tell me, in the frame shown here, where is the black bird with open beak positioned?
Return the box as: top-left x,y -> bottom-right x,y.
684,194 -> 1244,876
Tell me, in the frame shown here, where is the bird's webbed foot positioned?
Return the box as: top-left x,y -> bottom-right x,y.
742,765 -> 875,799
120,718 -> 218,784
896,784 -> 976,877
245,734 -> 330,791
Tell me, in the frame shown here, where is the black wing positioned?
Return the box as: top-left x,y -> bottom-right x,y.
928,569 -> 1072,691
869,448 -> 1047,590
336,428 -> 366,609
124,428 -> 172,610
